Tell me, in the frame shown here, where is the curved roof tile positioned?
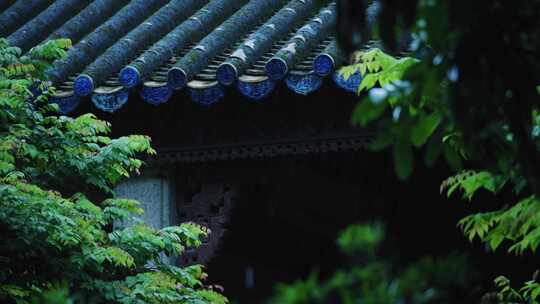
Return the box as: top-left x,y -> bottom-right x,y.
1,0 -> 362,114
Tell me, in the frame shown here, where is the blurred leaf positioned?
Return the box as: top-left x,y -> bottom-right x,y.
411,114 -> 441,147
424,135 -> 442,167
370,132 -> 393,151
394,139 -> 413,180
351,98 -> 387,126
443,143 -> 462,171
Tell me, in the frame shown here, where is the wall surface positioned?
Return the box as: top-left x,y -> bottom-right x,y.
115,167 -> 176,230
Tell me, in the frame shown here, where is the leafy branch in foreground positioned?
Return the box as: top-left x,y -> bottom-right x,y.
336,0 -> 540,302
341,48 -> 450,180
0,38 -> 227,303
443,172 -> 540,255
341,25 -> 539,304
270,223 -> 477,304
485,274 -> 540,304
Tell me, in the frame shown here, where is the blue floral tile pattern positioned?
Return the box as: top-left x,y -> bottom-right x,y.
237,77 -> 276,101
91,88 -> 129,112
49,95 -> 81,114
286,72 -> 323,95
140,84 -> 173,105
189,84 -> 225,106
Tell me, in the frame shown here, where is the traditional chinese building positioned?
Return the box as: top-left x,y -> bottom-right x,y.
4,1 -> 535,303
2,0 -> 394,301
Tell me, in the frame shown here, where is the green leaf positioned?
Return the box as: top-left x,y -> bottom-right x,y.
351,98 -> 387,126
489,233 -> 504,251
394,140 -> 413,180
443,143 -> 463,171
196,290 -> 228,304
0,38 -> 226,304
358,73 -> 380,94
338,65 -> 361,80
494,276 -> 510,287
424,136 -> 442,167
532,286 -> 540,300
370,132 -> 393,151
411,114 -> 441,147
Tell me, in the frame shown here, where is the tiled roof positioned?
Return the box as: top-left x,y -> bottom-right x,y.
1,0 -> 362,114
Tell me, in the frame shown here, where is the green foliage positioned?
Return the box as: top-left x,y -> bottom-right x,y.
441,170 -> 507,201
271,223 -> 476,304
347,48 -> 540,302
342,48 -> 449,180
337,222 -> 383,257
440,169 -> 540,298
0,38 -> 226,303
455,195 -> 540,254
340,0 -> 540,299
490,275 -> 540,304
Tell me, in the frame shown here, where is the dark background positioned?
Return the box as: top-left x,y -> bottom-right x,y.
77,79 -> 535,303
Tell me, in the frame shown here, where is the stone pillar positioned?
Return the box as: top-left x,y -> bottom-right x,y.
115,166 -> 177,230
115,167 -> 177,265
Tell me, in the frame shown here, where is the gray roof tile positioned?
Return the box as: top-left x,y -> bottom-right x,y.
1,0 -> 355,113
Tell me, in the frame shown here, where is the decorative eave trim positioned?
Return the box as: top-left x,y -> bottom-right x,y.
150,133 -> 373,164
